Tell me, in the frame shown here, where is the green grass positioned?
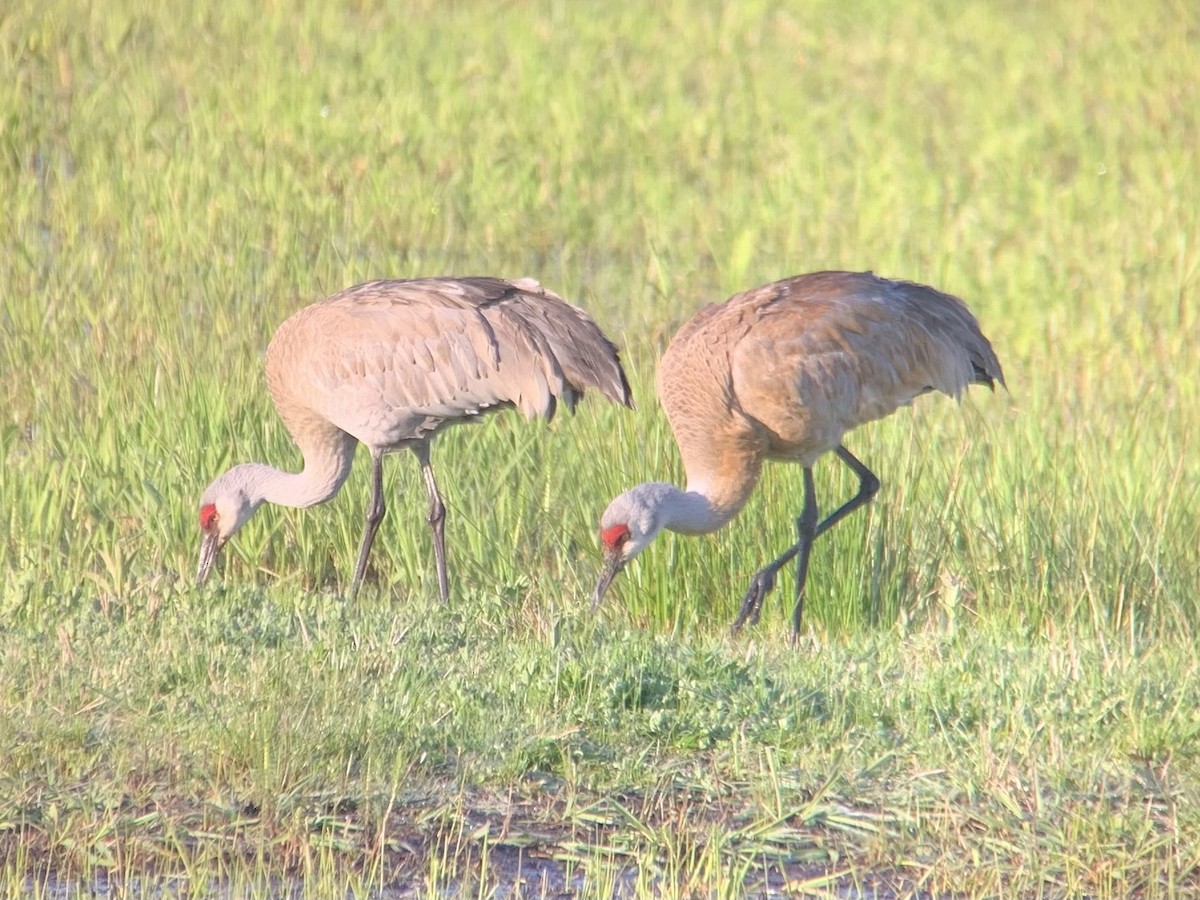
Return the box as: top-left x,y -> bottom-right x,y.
2,0 -> 1199,896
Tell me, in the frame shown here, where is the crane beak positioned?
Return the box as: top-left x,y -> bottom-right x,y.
591,551 -> 625,611
196,532 -> 224,586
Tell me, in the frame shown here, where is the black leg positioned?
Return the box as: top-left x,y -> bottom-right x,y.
351,449 -> 387,599
789,467 -> 820,642
729,444 -> 881,639
412,442 -> 450,604
814,446 -> 880,537
732,466 -> 818,636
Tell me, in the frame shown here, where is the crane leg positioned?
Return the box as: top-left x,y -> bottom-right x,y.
412,443 -> 450,604
816,446 -> 880,536
788,467 -> 820,642
351,449 -> 387,599
729,445 -> 880,640
731,467 -> 817,637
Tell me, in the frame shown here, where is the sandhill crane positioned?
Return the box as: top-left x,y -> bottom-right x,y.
592,270 -> 1005,641
197,276 -> 633,601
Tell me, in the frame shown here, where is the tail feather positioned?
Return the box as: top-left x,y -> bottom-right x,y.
966,335 -> 1006,392
890,276 -> 1007,396
496,281 -> 635,411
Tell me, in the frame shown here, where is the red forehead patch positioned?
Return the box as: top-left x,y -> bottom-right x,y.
600,523 -> 630,551
199,503 -> 219,531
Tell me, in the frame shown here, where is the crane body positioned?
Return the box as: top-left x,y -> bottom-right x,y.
197,276 -> 633,600
593,270 -> 1005,641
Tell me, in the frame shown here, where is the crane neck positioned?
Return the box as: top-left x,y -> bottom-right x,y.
678,454 -> 762,532
633,455 -> 763,537
646,482 -> 743,536
237,429 -> 357,510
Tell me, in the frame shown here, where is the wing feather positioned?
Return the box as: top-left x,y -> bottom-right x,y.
265,277 -> 631,450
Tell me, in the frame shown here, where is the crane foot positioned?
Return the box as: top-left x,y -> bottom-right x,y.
730,568 -> 776,635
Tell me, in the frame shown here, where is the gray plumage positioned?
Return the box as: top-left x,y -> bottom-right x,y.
197,276 -> 633,599
592,271 -> 1005,642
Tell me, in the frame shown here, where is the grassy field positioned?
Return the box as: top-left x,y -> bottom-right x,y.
2,0 -> 1198,897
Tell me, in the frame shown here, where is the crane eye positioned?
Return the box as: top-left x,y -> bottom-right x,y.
199,504 -> 219,532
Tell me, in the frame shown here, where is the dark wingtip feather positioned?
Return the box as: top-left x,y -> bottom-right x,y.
613,357 -> 636,410
972,360 -> 1008,393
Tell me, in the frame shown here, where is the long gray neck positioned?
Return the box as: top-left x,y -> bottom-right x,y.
642,482 -> 737,535
236,431 -> 356,509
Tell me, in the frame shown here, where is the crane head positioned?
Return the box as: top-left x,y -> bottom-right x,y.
196,466 -> 265,585
591,485 -> 668,609
196,503 -> 225,584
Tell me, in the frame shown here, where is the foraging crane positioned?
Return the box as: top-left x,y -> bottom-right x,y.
592,271 -> 1005,641
197,276 -> 633,601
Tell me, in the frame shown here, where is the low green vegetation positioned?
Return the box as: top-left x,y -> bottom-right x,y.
2,0 -> 1197,896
